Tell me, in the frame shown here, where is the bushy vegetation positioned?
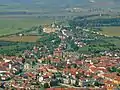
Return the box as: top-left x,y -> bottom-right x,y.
67,16 -> 120,55
69,17 -> 120,28
0,42 -> 34,56
37,32 -> 61,54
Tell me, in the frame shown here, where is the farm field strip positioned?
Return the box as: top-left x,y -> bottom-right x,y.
0,36 -> 41,42
100,26 -> 120,37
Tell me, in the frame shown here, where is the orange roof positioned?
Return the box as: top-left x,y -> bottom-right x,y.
63,68 -> 78,75
90,66 -> 97,72
93,75 -> 100,79
70,68 -> 78,75
52,58 -> 60,62
63,68 -> 69,73
77,69 -> 84,74
103,73 -> 120,82
104,80 -> 114,85
84,71 -> 92,76
39,67 -> 48,72
46,72 -> 53,76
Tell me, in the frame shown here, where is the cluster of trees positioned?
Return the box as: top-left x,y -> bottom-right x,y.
37,32 -> 61,54
0,41 -> 15,47
88,41 -> 115,53
0,42 -> 34,56
69,17 -> 120,28
108,66 -> 120,76
66,39 -> 79,52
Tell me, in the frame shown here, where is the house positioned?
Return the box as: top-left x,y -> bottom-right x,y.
47,66 -> 58,73
52,58 -> 61,64
38,76 -> 44,82
43,27 -> 56,33
38,66 -> 48,75
0,67 -> 8,73
63,78 -> 69,84
70,78 -> 76,85
3,58 -> 11,63
104,80 -> 115,90
53,48 -> 63,57
84,71 -> 92,77
11,65 -> 22,75
0,72 -> 12,81
43,72 -> 52,79
78,80 -> 83,87
24,63 -> 32,71
11,79 -> 29,90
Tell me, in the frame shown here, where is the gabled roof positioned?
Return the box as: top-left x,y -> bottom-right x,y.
63,68 -> 78,75
0,66 -> 8,72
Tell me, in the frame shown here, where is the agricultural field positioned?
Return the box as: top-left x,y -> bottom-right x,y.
100,26 -> 120,36
0,16 -> 54,36
0,35 -> 40,42
104,37 -> 120,48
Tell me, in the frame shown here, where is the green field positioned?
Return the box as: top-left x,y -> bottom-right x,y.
0,35 -> 41,42
0,17 -> 54,36
100,27 -> 120,36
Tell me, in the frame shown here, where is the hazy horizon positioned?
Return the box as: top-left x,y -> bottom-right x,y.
0,0 -> 120,9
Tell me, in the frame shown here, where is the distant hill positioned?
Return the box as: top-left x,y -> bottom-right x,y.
0,0 -> 120,10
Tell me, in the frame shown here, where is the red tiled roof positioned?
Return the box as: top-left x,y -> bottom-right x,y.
63,68 -> 78,75
70,68 -> 78,75
0,66 -> 8,71
104,80 -> 114,85
97,67 -> 107,72
43,73 -> 51,79
84,71 -> 92,76
75,61 -> 83,65
39,67 -> 48,72
63,68 -> 69,74
93,75 -> 100,79
90,66 -> 97,73
52,58 -> 60,63
103,73 -> 120,82
26,72 -> 35,78
77,69 -> 84,74
46,72 -> 52,76
2,62 -> 9,67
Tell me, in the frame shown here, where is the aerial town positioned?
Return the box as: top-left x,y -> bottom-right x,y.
0,0 -> 120,90
0,19 -> 120,90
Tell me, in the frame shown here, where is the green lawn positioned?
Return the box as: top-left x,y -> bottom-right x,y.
0,17 -> 54,36
100,27 -> 120,36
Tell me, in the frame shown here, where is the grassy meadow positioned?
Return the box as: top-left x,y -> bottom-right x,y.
100,27 -> 120,36
0,16 -> 54,36
99,26 -> 120,48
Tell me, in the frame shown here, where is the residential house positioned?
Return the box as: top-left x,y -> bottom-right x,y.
53,48 -> 63,58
